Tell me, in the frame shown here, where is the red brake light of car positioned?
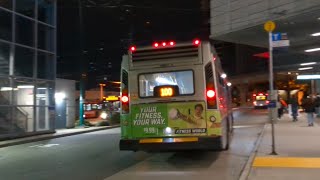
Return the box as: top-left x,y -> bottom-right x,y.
153,42 -> 159,48
169,41 -> 175,46
253,94 -> 256,96
162,42 -> 167,47
266,100 -> 270,104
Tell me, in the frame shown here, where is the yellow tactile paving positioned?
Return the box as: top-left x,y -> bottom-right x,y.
253,157 -> 320,168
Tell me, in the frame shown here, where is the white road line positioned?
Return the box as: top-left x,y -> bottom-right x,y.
233,125 -> 260,129
29,144 -> 60,148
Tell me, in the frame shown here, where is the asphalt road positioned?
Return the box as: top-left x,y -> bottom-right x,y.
0,108 -> 269,180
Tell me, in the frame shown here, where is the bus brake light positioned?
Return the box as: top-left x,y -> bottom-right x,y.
207,90 -> 216,98
121,96 -> 129,103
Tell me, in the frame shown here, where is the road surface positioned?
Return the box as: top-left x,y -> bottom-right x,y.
0,108 -> 269,180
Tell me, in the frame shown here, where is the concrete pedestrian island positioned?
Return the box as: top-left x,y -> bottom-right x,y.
248,113 -> 320,180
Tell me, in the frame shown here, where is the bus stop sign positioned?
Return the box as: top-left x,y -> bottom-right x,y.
264,21 -> 276,32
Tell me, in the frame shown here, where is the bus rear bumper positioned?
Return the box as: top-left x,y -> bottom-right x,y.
119,137 -> 222,151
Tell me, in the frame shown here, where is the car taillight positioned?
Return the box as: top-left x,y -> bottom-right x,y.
266,100 -> 270,104
206,89 -> 217,109
253,101 -> 257,105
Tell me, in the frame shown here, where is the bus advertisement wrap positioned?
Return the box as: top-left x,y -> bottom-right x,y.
131,102 -> 208,137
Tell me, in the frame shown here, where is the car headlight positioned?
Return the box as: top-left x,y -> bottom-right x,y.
100,112 -> 108,119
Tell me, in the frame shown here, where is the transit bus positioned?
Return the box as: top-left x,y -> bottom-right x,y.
119,39 -> 233,151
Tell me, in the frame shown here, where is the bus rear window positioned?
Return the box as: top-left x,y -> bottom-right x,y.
138,70 -> 194,97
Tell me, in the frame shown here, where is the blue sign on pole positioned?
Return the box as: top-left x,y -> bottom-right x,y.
272,33 -> 282,41
272,33 -> 288,41
268,100 -> 277,108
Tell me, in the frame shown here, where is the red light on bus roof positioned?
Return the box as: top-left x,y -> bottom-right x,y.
162,42 -> 167,46
193,39 -> 200,45
169,41 -> 175,46
253,94 -> 256,96
130,46 -> 136,52
258,93 -> 263,96
153,42 -> 159,48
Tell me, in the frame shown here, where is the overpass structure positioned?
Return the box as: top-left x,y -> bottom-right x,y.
210,0 -> 320,104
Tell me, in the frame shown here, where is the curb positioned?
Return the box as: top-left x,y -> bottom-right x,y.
239,124 -> 267,180
0,125 -> 120,148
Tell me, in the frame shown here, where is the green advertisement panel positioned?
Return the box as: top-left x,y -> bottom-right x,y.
131,102 -> 207,138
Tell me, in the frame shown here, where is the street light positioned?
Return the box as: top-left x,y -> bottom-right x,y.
99,83 -> 106,100
221,73 -> 227,79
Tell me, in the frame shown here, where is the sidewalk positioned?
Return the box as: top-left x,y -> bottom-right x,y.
247,113 -> 320,180
0,125 -> 120,148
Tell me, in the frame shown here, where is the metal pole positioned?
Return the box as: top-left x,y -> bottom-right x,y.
78,0 -> 85,126
269,32 -> 277,155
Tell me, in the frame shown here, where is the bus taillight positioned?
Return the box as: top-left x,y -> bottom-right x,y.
206,90 -> 216,98
206,89 -> 217,109
121,96 -> 129,103
121,95 -> 129,114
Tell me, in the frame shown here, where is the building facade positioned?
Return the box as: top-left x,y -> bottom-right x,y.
0,0 -> 56,139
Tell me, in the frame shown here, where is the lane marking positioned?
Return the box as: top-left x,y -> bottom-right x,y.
233,125 -> 261,129
29,144 -> 60,148
253,157 -> 320,168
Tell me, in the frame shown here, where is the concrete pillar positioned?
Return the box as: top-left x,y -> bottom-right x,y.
239,83 -> 249,106
316,80 -> 320,94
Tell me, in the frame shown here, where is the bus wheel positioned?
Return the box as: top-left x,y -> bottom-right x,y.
223,118 -> 230,150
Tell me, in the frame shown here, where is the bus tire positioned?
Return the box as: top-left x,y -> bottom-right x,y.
222,118 -> 230,150
224,125 -> 230,150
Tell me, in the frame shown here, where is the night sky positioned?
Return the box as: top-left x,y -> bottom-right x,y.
57,0 -> 207,90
